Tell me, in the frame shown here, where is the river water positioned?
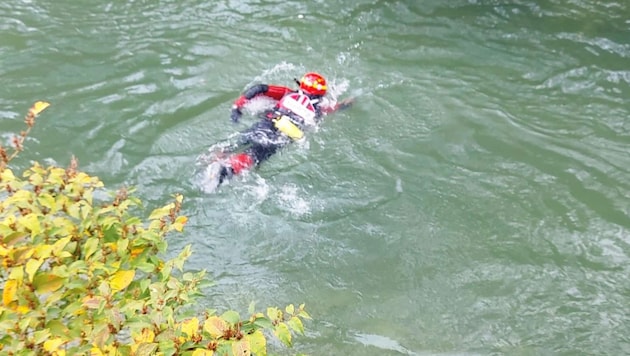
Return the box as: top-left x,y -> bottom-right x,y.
2,0 -> 630,355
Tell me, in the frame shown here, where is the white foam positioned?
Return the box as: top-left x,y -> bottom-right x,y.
396,178 -> 403,193
277,183 -> 310,217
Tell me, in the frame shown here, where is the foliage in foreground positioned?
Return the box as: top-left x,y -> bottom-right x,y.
0,102 -> 310,355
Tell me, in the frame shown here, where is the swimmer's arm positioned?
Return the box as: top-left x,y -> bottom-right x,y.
320,97 -> 355,115
233,84 -> 292,109
231,84 -> 293,122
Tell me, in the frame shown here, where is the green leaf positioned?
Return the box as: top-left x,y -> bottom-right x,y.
273,322 -> 292,347
68,260 -> 87,274
285,304 -> 295,315
248,301 -> 256,315
288,316 -> 304,335
221,310 -> 240,325
18,317 -> 31,333
2,231 -> 28,246
117,238 -> 129,257
42,290 -> 64,306
46,319 -> 69,337
175,245 -> 192,271
253,317 -> 273,330
124,217 -> 142,226
138,278 -> 151,294
159,263 -> 173,282
125,317 -> 153,331
133,261 -> 157,274
158,339 -> 177,356
51,264 -> 70,278
83,237 -> 99,260
63,300 -> 85,316
32,329 -> 51,345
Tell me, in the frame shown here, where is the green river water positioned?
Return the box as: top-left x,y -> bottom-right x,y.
2,1 -> 630,355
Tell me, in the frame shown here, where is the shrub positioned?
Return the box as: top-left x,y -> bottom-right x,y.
0,102 -> 310,355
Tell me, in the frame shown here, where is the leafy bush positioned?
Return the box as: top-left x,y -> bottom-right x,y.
0,102 -> 310,355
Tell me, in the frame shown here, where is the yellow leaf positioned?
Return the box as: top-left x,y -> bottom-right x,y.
2,279 -> 18,306
33,273 -> 64,293
31,101 -> 51,116
133,328 -> 155,343
180,317 -> 199,338
149,205 -> 173,221
74,172 -> 92,184
29,172 -> 44,186
203,316 -> 227,339
109,270 -> 135,291
19,214 -> 41,236
16,304 -> 30,314
232,339 -> 251,356
37,193 -> 57,212
8,263 -> 25,280
130,247 -> 144,258
1,168 -> 16,181
44,338 -> 64,352
25,258 -> 44,283
170,222 -> 184,232
34,244 -> 54,259
245,330 -> 266,356
52,237 -> 71,256
192,349 -> 214,356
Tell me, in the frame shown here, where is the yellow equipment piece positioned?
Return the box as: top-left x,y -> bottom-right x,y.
273,115 -> 304,140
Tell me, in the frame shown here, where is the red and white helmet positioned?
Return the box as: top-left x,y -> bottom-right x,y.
299,72 -> 327,96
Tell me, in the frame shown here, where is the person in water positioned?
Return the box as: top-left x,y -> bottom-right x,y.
203,71 -> 353,189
